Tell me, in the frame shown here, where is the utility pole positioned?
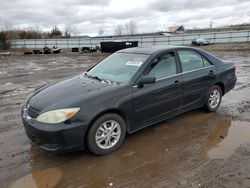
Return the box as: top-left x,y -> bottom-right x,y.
210,21 -> 213,28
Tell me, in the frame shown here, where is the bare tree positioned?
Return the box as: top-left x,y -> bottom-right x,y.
50,26 -> 62,38
2,21 -> 14,31
0,22 -> 15,50
124,20 -> 137,35
0,31 -> 11,50
64,24 -> 74,38
1,21 -> 18,39
18,26 -> 43,39
114,24 -> 124,36
98,28 -> 104,36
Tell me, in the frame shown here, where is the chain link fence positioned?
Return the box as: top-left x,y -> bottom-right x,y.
11,30 -> 250,49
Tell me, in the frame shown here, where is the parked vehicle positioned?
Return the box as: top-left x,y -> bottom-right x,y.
22,46 -> 237,155
43,46 -> 52,54
0,51 -> 11,56
52,46 -> 61,54
81,45 -> 100,53
33,49 -> 43,54
100,41 -> 138,53
72,47 -> 79,52
192,38 -> 211,46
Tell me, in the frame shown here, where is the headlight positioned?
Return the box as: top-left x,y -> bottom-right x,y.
36,108 -> 80,124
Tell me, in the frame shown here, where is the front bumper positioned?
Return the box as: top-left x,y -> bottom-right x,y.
21,105 -> 88,152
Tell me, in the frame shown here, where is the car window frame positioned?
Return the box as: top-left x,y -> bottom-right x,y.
132,48 -> 216,86
142,50 -> 180,82
202,56 -> 212,67
176,49 -> 214,73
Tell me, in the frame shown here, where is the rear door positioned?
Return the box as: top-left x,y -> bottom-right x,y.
131,51 -> 182,131
177,49 -> 216,111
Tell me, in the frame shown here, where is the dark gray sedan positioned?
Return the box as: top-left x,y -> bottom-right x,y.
22,46 -> 236,155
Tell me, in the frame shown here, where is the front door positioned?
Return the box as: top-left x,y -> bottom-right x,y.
131,51 -> 182,131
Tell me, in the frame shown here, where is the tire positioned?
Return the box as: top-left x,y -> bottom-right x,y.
87,113 -> 126,155
204,85 -> 222,112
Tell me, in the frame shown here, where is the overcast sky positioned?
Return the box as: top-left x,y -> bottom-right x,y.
0,0 -> 250,36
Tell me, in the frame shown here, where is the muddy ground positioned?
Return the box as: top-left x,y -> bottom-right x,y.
0,50 -> 250,188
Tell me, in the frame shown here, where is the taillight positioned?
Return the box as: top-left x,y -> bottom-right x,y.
233,63 -> 236,71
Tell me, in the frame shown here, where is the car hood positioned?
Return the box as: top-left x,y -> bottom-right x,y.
28,74 -> 119,113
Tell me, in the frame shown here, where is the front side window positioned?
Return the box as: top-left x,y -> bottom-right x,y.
178,50 -> 205,72
87,53 -> 150,83
147,52 -> 177,80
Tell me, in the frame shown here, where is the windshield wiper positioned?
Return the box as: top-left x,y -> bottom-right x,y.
91,75 -> 102,81
84,73 -> 104,82
84,73 -> 121,85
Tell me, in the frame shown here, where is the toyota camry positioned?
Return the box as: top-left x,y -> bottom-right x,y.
22,46 -> 237,155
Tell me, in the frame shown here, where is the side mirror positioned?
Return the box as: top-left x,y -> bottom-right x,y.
137,76 -> 156,85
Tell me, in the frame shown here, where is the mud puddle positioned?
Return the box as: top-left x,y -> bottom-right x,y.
10,167 -> 62,188
207,121 -> 250,159
9,113 -> 250,188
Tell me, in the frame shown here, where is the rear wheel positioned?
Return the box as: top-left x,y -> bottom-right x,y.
87,113 -> 126,155
204,85 -> 222,112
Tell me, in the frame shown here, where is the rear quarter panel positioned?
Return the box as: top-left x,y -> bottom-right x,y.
196,48 -> 236,94
216,61 -> 237,94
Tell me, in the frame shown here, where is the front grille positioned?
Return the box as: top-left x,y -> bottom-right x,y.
27,105 -> 39,118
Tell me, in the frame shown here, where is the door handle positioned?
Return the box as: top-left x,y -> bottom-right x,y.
208,70 -> 216,77
208,70 -> 215,76
174,80 -> 181,86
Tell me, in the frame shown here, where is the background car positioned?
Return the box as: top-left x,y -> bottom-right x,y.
22,46 -> 237,155
191,38 -> 212,46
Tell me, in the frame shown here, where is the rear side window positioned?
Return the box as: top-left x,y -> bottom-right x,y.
203,57 -> 212,67
178,50 -> 212,72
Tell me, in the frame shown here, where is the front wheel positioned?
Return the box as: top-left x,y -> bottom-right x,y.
87,113 -> 126,155
204,85 -> 222,112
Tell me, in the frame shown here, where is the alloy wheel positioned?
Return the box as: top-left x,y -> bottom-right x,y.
208,89 -> 221,109
95,120 -> 121,149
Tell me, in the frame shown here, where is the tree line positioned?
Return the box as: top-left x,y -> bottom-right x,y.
0,20 -> 139,50
113,20 -> 137,36
0,24 -> 74,50
1,25 -> 72,40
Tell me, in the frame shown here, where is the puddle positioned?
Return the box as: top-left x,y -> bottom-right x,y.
207,121 -> 250,159
10,167 -> 62,188
5,114 -> 250,188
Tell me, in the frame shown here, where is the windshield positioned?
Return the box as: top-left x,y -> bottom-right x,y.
87,52 -> 150,84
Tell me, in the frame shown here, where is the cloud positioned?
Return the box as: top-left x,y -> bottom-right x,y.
147,0 -> 244,12
0,0 -> 249,36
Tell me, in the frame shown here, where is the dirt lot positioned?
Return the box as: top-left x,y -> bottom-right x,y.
0,50 -> 250,188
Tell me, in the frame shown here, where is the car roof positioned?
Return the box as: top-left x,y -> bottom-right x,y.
117,46 -> 197,55
117,46 -> 223,66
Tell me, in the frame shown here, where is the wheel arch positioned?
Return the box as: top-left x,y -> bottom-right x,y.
86,109 -> 130,136
214,82 -> 225,95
